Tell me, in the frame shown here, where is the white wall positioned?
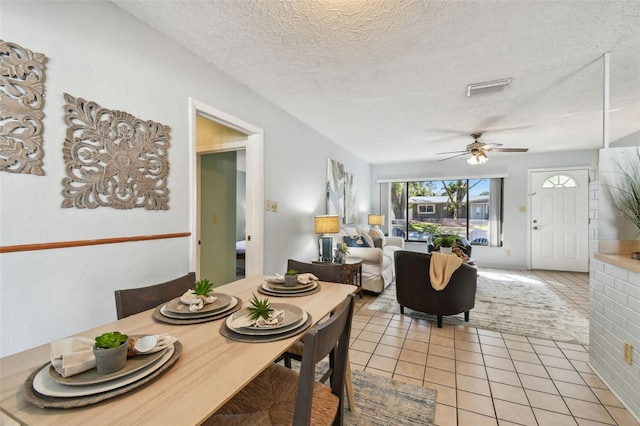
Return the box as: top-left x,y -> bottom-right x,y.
0,1 -> 370,356
372,149 -> 594,268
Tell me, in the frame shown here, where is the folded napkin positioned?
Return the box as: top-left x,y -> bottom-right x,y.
180,290 -> 218,312
429,252 -> 463,290
128,334 -> 177,356
266,274 -> 285,284
51,337 -> 96,378
297,273 -> 318,285
231,310 -> 285,328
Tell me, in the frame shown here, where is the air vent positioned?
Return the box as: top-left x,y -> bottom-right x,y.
467,78 -> 512,96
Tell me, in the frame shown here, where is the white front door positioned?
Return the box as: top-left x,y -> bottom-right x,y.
530,169 -> 589,272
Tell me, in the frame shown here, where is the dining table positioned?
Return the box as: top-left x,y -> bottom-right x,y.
0,275 -> 357,425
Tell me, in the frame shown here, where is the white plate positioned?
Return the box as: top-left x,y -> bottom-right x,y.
266,280 -> 316,291
226,304 -> 307,336
160,296 -> 238,319
164,292 -> 233,315
261,281 -> 318,294
33,344 -> 175,397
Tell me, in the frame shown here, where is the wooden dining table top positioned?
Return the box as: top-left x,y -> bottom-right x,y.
0,275 -> 356,425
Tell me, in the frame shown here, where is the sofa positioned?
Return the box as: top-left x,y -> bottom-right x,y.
333,225 -> 404,294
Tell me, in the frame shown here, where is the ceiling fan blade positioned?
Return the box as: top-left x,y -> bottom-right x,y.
438,153 -> 469,161
436,150 -> 469,155
489,148 -> 529,153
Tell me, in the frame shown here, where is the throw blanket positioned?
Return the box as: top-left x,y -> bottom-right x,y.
429,252 -> 463,290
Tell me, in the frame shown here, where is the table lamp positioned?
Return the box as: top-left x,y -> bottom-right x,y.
368,214 -> 384,228
315,215 -> 340,262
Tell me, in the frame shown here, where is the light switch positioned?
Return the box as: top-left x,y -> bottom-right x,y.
519,206 -> 526,212
271,201 -> 278,212
265,200 -> 271,211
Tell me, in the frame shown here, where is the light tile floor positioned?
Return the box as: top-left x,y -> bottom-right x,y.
349,268 -> 639,426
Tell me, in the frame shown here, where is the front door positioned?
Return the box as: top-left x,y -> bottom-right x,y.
530,169 -> 589,272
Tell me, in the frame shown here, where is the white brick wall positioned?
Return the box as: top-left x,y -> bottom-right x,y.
589,167 -> 640,419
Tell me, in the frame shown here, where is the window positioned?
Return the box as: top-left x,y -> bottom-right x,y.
390,178 -> 503,247
542,175 -> 577,188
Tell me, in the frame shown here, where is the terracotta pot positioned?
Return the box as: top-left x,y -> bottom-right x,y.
93,339 -> 129,374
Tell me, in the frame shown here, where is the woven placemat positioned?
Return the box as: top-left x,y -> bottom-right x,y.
219,315 -> 312,343
24,341 -> 182,408
152,296 -> 242,325
257,284 -> 321,298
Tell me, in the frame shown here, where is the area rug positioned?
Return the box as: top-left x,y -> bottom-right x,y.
369,272 -> 589,345
345,368 -> 435,425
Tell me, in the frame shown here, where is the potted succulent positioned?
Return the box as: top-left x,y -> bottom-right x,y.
93,331 -> 129,374
335,242 -> 349,264
284,269 -> 299,287
433,234 -> 460,255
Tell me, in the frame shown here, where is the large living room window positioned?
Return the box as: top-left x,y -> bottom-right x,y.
390,178 -> 503,247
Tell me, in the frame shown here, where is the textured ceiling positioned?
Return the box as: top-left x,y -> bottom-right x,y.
113,0 -> 640,164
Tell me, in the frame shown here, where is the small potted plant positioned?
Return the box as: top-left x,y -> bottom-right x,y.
335,242 -> 349,263
284,269 -> 299,287
433,234 -> 459,255
93,331 -> 129,374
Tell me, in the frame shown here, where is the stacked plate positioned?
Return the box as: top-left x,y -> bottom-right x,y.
26,337 -> 181,408
154,292 -> 241,324
225,303 -> 308,337
258,279 -> 320,297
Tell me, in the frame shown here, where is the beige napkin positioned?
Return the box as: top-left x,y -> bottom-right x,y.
231,310 -> 285,328
51,337 -> 96,378
429,252 -> 463,290
297,273 -> 318,284
266,274 -> 285,283
180,290 -> 218,312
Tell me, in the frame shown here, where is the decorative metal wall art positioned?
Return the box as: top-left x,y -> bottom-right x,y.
61,93 -> 171,210
0,40 -> 47,175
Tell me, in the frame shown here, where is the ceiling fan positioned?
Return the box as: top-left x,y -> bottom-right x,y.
436,132 -> 529,164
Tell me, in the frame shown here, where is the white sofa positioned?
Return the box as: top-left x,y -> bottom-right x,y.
333,225 -> 404,294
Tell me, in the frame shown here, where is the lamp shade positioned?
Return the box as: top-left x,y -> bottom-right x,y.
315,215 -> 340,234
368,214 -> 384,226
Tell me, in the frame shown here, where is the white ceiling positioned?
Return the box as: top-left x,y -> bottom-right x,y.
113,0 -> 640,164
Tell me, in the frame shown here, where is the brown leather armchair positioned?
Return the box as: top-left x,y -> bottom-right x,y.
394,250 -> 477,328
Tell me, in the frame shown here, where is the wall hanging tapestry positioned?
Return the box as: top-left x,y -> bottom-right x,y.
61,93 -> 171,210
0,40 -> 47,175
326,158 -> 357,224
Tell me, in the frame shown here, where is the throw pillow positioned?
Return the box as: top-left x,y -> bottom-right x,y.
344,235 -> 372,248
369,227 -> 385,245
360,232 -> 375,248
372,237 -> 383,249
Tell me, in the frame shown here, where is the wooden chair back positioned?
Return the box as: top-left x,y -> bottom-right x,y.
114,272 -> 196,319
295,294 -> 355,425
286,259 -> 343,283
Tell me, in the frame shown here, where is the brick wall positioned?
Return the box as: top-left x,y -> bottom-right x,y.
589,166 -> 640,420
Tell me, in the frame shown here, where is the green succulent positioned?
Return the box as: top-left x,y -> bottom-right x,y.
94,331 -> 128,349
194,278 -> 214,298
247,293 -> 274,321
285,269 -> 298,276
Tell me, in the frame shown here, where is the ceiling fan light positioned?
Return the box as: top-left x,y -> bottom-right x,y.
466,78 -> 512,96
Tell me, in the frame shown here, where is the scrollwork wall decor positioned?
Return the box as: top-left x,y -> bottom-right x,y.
0,40 -> 47,175
61,93 -> 171,210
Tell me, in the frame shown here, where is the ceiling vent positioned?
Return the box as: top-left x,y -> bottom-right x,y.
467,78 -> 512,96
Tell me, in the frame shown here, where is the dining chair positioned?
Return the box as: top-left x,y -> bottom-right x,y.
114,272 -> 196,319
205,294 -> 355,426
283,259 -> 356,412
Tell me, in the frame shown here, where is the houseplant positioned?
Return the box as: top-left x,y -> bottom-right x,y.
93,331 -> 129,374
433,234 -> 460,255
612,147 -> 640,258
284,269 -> 298,287
335,242 -> 349,263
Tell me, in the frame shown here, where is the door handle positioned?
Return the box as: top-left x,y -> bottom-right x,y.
533,226 -> 538,230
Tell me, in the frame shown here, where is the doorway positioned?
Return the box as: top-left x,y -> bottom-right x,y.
189,98 -> 264,282
529,168 -> 589,272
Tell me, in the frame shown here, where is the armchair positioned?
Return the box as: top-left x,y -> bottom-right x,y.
394,250 -> 477,328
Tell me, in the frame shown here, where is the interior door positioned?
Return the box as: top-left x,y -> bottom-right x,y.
530,169 -> 589,272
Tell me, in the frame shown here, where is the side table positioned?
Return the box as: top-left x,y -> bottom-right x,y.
312,257 -> 363,298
